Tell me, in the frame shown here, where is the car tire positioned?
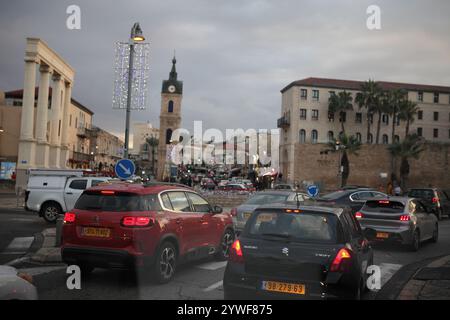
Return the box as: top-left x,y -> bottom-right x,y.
216,229 -> 235,261
41,202 -> 62,223
431,224 -> 438,243
410,230 -> 420,252
353,279 -> 363,300
78,263 -> 94,277
153,241 -> 177,284
436,208 -> 443,221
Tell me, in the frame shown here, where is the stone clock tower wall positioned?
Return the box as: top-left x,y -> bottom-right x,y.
157,57 -> 183,181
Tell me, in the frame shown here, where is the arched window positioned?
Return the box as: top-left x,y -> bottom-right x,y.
165,128 -> 173,144
311,130 -> 318,144
382,134 -> 389,144
356,132 -> 362,142
168,100 -> 174,113
327,131 -> 334,142
367,133 -> 373,144
299,129 -> 306,143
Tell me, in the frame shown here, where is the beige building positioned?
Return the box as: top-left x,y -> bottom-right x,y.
89,126 -> 124,174
279,77 -> 450,183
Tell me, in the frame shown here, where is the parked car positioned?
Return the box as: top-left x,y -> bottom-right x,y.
223,203 -> 375,299
0,266 -> 37,300
230,191 -> 310,233
407,188 -> 450,220
316,189 -> 387,213
219,183 -> 255,193
25,169 -> 110,223
273,184 -> 296,191
61,183 -> 235,283
356,197 -> 438,251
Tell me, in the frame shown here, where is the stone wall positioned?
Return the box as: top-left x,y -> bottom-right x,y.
293,143 -> 450,191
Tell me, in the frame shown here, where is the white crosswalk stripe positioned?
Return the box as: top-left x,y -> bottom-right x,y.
379,263 -> 403,288
196,261 -> 227,271
0,237 -> 34,255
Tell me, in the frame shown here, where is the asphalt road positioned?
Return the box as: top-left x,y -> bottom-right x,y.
1,201 -> 449,300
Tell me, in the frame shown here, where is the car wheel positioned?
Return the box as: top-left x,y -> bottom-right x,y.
431,224 -> 438,243
353,279 -> 363,300
436,209 -> 443,221
77,263 -> 94,277
216,229 -> 235,261
154,242 -> 177,284
410,230 -> 420,252
41,202 -> 62,223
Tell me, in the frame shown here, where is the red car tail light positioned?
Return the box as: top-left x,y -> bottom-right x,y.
101,190 -> 115,195
330,248 -> 352,272
230,208 -> 238,217
229,239 -> 244,264
432,197 -> 438,203
64,212 -> 76,223
399,215 -> 410,221
121,217 -> 153,227
355,212 -> 363,219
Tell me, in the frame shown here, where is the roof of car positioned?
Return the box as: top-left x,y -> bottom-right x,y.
255,202 -> 345,216
88,182 -> 192,194
364,196 -> 412,205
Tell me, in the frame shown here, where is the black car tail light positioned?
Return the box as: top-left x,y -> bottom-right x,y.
229,239 -> 244,264
330,248 -> 352,272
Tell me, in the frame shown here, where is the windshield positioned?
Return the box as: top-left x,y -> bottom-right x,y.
321,190 -> 347,200
246,211 -> 339,243
245,193 -> 289,205
75,192 -> 161,212
363,200 -> 405,213
408,189 -> 435,199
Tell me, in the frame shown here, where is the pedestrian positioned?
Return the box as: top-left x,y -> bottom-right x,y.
387,181 -> 393,195
394,185 -> 402,196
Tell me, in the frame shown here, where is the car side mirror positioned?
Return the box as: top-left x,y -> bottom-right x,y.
363,228 -> 377,241
212,205 -> 223,214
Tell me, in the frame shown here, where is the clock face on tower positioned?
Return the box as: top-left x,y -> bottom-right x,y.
168,85 -> 176,93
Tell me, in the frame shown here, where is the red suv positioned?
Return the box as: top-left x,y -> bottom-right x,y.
61,183 -> 235,283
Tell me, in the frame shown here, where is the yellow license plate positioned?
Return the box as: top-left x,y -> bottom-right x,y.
243,212 -> 252,219
376,232 -> 389,239
82,227 -> 110,238
262,281 -> 305,295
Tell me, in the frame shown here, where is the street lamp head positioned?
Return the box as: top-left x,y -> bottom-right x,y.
131,22 -> 145,42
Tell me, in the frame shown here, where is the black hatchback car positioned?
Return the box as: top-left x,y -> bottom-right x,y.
407,188 -> 450,220
223,204 -> 374,300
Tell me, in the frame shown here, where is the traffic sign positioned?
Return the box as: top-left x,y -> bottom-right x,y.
306,184 -> 319,197
114,159 -> 136,180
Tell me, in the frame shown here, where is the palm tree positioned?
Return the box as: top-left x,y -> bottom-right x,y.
146,136 -> 159,176
355,80 -> 382,143
387,89 -> 407,144
328,91 -> 354,134
388,134 -> 425,191
398,100 -> 420,138
325,134 -> 362,187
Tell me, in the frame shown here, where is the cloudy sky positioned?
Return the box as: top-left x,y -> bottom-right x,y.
1,0 -> 450,142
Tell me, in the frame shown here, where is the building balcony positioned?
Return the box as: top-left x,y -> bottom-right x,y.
277,116 -> 290,129
77,124 -> 93,138
71,151 -> 94,163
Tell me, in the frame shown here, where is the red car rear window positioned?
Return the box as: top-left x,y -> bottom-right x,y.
75,191 -> 161,212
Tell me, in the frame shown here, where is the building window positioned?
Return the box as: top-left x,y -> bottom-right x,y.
418,92 -> 423,102
299,129 -> 306,143
300,89 -> 307,100
75,117 -> 78,129
312,90 -> 319,101
327,131 -> 334,142
312,109 -> 319,120
382,114 -> 389,125
394,135 -> 400,143
355,113 -> 362,123
69,115 -> 72,127
368,114 -> 374,124
165,129 -> 173,144
329,91 -> 335,97
434,111 -> 439,121
356,133 -> 362,142
382,135 -> 389,144
168,100 -> 174,113
311,130 -> 318,144
433,128 -> 439,138
328,111 -> 335,122
418,110 -> 423,120
434,92 -> 439,103
58,120 -> 61,137
417,127 -> 423,137
367,133 -> 373,144
300,108 -> 307,120
339,112 -> 346,123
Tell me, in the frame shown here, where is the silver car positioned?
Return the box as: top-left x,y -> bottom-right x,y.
357,197 -> 438,251
0,266 -> 37,300
230,190 -> 310,233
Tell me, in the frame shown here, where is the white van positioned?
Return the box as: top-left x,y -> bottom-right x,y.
25,169 -> 110,223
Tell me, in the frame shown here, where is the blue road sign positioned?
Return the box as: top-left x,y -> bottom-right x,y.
306,184 -> 319,197
115,159 -> 136,180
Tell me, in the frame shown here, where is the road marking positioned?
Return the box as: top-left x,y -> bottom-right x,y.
196,261 -> 227,270
18,266 -> 66,276
379,263 -> 403,287
1,237 -> 34,254
204,280 -> 223,292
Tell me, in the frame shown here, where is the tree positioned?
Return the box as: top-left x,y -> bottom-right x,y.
387,89 -> 407,144
325,134 -> 362,187
146,136 -> 159,176
388,134 -> 425,191
398,100 -> 420,138
328,91 -> 353,134
355,80 -> 382,143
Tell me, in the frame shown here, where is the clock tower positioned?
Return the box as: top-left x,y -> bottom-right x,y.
157,56 -> 183,180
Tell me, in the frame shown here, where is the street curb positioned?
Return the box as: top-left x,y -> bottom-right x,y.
375,255 -> 446,300
30,227 -> 62,264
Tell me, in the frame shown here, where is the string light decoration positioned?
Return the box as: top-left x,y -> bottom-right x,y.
112,41 -> 150,110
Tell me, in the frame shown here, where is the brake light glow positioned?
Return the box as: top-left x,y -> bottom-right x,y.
400,215 -> 410,221
64,212 -> 76,223
432,197 -> 438,203
229,239 -> 244,263
379,200 -> 390,204
101,190 -> 115,195
286,209 -> 301,213
121,217 -> 153,227
355,212 -> 363,219
230,208 -> 238,217
330,248 -> 352,272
